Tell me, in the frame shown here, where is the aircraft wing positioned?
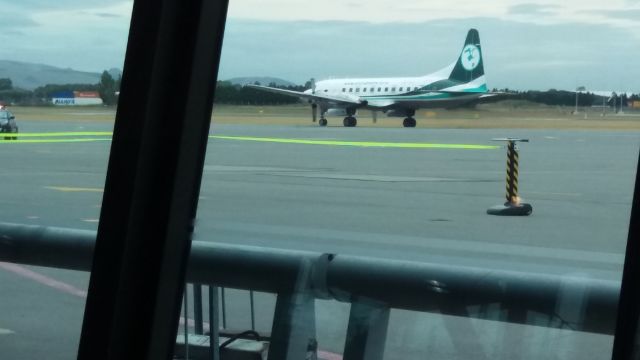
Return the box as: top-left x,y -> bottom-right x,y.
476,92 -> 517,102
246,84 -> 365,107
439,90 -> 515,102
435,89 -> 509,96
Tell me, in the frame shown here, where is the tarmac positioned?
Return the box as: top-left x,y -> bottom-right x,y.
1,119 -> 638,359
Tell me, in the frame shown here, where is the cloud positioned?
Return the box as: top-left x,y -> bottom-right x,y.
225,0 -> 640,39
0,12 -> 37,28
503,60 -> 595,70
0,1 -> 132,30
0,0 -> 637,92
9,0 -> 129,10
0,4 -> 38,29
508,3 -> 561,15
0,1 -> 132,72
93,12 -> 123,18
582,9 -> 640,21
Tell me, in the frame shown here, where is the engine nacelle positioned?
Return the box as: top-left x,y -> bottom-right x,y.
326,108 -> 347,116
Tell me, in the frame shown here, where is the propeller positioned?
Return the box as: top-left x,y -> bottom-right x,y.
311,103 -> 318,122
310,78 -> 316,94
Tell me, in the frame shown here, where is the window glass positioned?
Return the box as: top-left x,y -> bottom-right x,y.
1,1 -> 638,360
196,1 -> 639,358
0,1 -> 132,359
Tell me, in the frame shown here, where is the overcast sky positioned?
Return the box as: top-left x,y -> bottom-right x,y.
0,0 -> 638,91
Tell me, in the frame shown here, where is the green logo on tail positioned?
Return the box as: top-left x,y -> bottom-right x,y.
461,44 -> 480,71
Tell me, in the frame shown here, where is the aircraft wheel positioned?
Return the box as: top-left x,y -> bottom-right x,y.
403,118 -> 416,128
343,116 -> 357,127
319,118 -> 327,127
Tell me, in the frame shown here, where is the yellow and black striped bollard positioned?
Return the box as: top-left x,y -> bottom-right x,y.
506,140 -> 519,204
487,138 -> 532,216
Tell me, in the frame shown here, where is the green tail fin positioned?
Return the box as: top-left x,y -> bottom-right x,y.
449,29 -> 484,83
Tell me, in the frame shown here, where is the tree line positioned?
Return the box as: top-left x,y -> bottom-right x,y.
213,81 -> 307,105
495,88 -> 639,107
0,71 -> 120,106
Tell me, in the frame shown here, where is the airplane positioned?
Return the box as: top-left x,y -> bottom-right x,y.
247,28 -> 502,127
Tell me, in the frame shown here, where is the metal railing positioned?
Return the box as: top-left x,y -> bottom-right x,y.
0,222 -> 621,359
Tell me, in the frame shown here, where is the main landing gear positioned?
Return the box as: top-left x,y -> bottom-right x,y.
343,116 -> 357,127
402,117 -> 416,128
342,108 -> 357,127
402,109 -> 417,128
319,118 -> 328,126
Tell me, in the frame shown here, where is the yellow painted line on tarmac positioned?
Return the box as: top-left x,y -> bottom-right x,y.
45,186 -> 104,193
2,131 -> 499,150
1,131 -> 113,137
210,135 -> 500,150
0,328 -> 15,335
0,131 -> 113,144
0,138 -> 112,144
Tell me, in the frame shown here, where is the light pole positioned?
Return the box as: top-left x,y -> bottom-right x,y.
575,86 -> 586,114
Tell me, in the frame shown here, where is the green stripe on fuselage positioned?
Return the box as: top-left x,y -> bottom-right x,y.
363,92 -> 456,101
361,85 -> 486,102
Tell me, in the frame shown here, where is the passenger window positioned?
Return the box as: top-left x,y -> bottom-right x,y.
356,88 -> 360,92
342,88 -> 346,92
399,87 -> 403,91
378,87 -> 381,92
384,87 -> 388,92
391,87 -> 396,91
363,88 -> 367,92
349,88 -> 353,92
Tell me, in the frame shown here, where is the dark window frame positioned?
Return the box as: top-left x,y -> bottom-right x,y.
78,0 -> 229,359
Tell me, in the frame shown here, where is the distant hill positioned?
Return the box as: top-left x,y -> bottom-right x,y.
0,60 -> 121,90
225,76 -> 296,87
0,60 -> 290,90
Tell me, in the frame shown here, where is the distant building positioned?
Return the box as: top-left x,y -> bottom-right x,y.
51,91 -> 103,106
631,101 -> 640,109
